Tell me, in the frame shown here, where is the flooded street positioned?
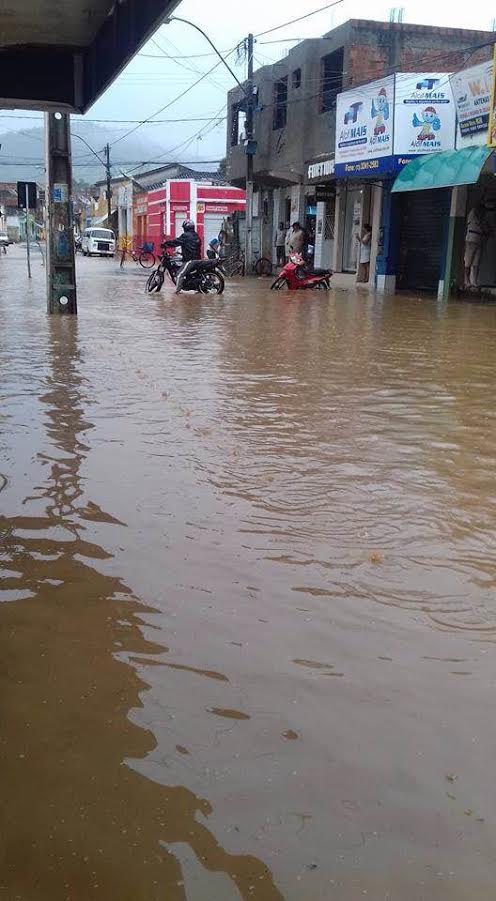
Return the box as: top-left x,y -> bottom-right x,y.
1,244 -> 496,900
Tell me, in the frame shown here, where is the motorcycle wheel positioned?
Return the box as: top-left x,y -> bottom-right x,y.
139,251 -> 156,269
271,277 -> 289,290
313,280 -> 329,290
146,269 -> 164,293
199,271 -> 225,295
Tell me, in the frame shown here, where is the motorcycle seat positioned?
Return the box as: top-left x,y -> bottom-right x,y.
195,259 -> 219,270
309,268 -> 332,276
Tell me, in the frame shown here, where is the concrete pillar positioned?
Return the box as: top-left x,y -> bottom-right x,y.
333,184 -> 345,272
375,182 -> 399,294
290,184 -> 305,223
272,189 -> 281,265
314,201 -> 326,268
369,184 -> 384,286
441,185 -> 467,301
45,112 -> 77,315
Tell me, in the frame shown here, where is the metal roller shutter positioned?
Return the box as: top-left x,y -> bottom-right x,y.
203,213 -> 226,249
397,188 -> 450,292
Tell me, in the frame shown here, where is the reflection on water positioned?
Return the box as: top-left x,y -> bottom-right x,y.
2,249 -> 496,899
0,304 -> 281,899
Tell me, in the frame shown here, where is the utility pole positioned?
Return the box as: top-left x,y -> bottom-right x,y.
244,33 -> 255,274
25,184 -> 31,279
45,112 -> 77,314
105,143 -> 112,226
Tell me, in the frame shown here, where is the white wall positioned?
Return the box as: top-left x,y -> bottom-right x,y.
314,200 -> 334,270
290,185 -> 305,223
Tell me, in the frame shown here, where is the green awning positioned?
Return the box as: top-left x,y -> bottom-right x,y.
392,146 -> 493,193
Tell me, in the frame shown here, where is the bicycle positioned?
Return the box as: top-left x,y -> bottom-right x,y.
119,241 -> 156,270
222,247 -> 273,278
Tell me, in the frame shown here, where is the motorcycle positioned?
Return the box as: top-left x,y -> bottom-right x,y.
146,245 -> 225,295
270,253 -> 332,291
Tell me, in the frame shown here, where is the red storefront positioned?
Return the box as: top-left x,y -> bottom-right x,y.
139,179 -> 245,253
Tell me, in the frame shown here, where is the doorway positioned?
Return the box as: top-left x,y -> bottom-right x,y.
397,189 -> 450,291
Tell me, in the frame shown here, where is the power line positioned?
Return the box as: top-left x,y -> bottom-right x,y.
0,159 -> 223,168
109,52 -> 232,149
255,0 -> 345,39
0,114 -> 226,124
166,16 -> 245,89
71,133 -> 106,167
149,34 -> 229,94
127,103 -> 227,173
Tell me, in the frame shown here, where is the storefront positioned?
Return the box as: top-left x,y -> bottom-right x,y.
391,53 -> 496,298
396,188 -> 451,291
335,70 -> 459,290
306,158 -> 335,270
465,174 -> 496,289
142,180 -> 245,253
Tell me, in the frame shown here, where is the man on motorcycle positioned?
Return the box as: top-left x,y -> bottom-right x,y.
163,220 -> 201,294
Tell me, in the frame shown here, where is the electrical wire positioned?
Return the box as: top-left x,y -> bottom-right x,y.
109,51 -> 234,149
255,0 -> 346,39
0,114 -> 227,124
127,103 -> 227,173
149,35 -> 230,94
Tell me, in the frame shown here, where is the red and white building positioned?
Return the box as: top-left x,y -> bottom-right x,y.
134,177 -> 245,253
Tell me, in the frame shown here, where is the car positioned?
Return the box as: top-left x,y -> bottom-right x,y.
81,227 -> 115,257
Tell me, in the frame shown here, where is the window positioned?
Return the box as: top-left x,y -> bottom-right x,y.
292,68 -> 301,89
320,47 -> 344,113
272,76 -> 288,130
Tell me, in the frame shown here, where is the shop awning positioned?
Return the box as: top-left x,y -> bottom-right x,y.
392,146 -> 494,193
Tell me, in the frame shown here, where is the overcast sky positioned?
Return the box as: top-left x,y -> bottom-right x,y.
0,0 -> 494,169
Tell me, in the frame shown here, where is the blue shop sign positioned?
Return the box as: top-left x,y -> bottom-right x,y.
335,154 -> 416,178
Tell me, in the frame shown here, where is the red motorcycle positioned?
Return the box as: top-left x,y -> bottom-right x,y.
271,254 -> 332,291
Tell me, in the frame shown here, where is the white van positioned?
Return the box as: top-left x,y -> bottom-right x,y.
81,227 -> 115,257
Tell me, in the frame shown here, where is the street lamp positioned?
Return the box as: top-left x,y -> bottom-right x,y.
164,17 -> 256,272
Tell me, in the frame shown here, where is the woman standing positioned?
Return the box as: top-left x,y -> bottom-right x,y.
356,224 -> 372,283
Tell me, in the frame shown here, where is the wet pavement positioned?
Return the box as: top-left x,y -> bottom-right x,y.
1,244 -> 496,900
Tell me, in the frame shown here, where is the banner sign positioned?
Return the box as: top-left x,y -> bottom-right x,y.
489,45 -> 496,147
451,60 -> 493,147
335,75 -> 394,176
393,73 -> 456,156
308,159 -> 335,180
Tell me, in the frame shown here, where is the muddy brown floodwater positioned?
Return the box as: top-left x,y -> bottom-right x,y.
1,245 -> 496,900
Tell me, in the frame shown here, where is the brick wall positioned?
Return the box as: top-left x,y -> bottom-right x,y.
345,21 -> 494,88
226,19 -> 496,187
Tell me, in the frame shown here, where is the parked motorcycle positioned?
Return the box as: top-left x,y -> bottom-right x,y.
271,253 -> 332,291
146,245 -> 225,295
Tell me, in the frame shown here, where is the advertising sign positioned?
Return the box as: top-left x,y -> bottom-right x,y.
451,60 -> 494,147
393,73 -> 456,156
308,159 -> 335,180
489,45 -> 496,147
335,75 -> 394,176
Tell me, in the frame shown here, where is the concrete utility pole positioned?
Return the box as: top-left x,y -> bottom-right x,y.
25,184 -> 32,280
45,112 -> 77,315
105,143 -> 112,226
244,33 -> 255,274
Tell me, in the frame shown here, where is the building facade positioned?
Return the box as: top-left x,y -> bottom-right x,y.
95,164 -> 244,251
226,19 -> 495,280
141,179 -> 245,252
0,182 -> 43,242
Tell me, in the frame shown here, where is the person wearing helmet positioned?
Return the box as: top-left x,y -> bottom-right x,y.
163,220 -> 201,294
